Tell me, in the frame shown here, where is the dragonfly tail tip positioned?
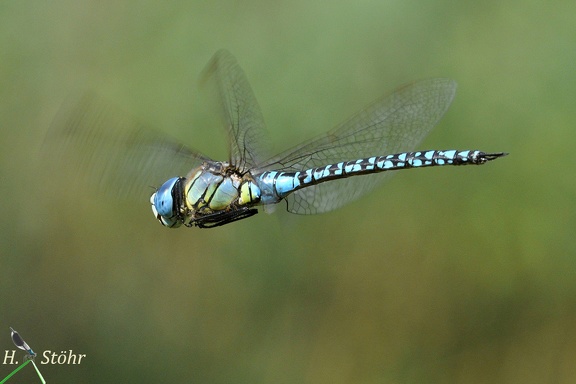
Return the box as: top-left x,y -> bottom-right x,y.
484,152 -> 509,161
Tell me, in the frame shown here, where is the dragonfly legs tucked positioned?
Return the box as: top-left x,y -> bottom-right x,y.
187,207 -> 259,228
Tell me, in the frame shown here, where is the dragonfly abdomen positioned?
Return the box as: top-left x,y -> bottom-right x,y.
259,149 -> 507,200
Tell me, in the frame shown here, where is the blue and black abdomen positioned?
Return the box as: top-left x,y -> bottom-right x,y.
257,150 -> 507,203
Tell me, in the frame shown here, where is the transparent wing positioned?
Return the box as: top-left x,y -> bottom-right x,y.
256,78 -> 457,214
201,50 -> 270,172
44,93 -> 210,201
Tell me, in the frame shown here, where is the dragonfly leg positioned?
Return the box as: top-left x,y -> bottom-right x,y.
189,207 -> 259,228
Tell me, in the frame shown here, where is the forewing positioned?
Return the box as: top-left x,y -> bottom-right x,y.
44,93 -> 209,201
200,50 -> 270,172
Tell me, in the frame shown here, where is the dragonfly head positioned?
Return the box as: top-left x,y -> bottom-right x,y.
151,177 -> 185,228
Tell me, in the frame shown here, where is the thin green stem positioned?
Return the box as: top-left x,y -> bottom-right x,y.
31,361 -> 46,384
0,359 -> 31,384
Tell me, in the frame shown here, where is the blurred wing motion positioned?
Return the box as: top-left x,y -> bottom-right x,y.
257,78 -> 458,214
44,93 -> 211,200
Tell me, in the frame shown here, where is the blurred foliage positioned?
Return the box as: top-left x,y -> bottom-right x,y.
1,0 -> 575,383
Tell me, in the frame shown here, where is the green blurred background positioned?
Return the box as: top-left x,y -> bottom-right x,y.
1,1 -> 575,383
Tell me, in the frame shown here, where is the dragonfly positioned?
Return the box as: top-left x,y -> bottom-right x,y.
8,327 -> 46,384
50,50 -> 507,229
10,327 -> 36,360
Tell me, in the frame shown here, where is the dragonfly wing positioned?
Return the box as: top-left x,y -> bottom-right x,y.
45,93 -> 210,201
200,50 -> 270,172
10,328 -> 30,351
258,78 -> 457,214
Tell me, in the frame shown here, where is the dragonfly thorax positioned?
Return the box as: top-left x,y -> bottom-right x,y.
151,161 -> 262,228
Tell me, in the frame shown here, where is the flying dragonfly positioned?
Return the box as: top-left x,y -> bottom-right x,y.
50,50 -> 507,229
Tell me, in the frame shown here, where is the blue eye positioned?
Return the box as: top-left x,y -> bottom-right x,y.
154,177 -> 180,217
151,177 -> 183,227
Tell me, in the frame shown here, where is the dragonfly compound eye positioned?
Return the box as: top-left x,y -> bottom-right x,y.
151,177 -> 183,228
